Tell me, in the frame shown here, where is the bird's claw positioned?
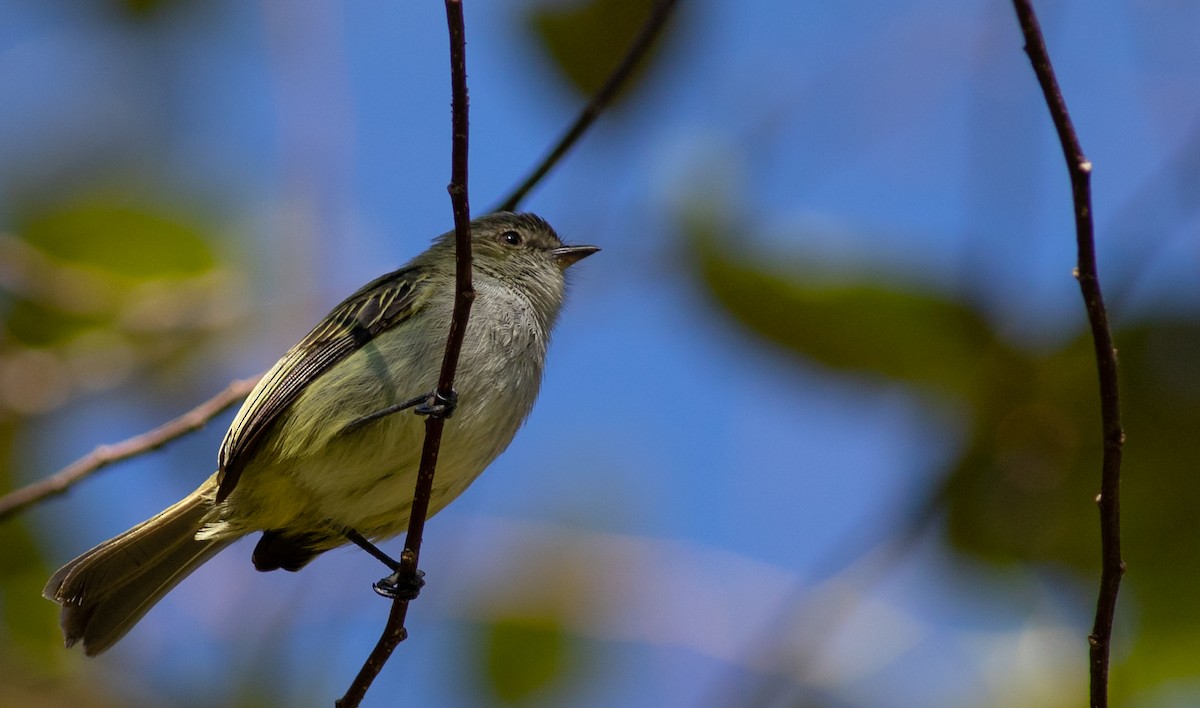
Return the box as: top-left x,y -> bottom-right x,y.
373,569 -> 426,600
415,390 -> 457,419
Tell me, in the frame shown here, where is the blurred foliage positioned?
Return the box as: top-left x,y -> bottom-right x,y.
688,214 -> 1200,698
465,546 -> 596,705
0,426 -> 61,669
0,193 -> 227,704
116,0 -> 174,19
528,0 -> 677,100
479,614 -> 572,703
692,233 -> 1008,398
0,196 -> 232,415
18,201 -> 215,278
108,0 -> 205,23
0,648 -> 122,708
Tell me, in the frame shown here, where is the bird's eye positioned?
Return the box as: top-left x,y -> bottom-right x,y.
501,230 -> 523,246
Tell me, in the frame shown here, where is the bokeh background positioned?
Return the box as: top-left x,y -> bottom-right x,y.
2,0 -> 1199,706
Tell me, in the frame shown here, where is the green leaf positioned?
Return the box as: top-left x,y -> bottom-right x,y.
693,228 -> 1007,399
5,198 -> 219,348
18,200 -> 215,279
529,0 -> 674,99
479,615 -> 570,703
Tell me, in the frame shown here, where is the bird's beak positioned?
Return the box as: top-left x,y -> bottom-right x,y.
551,245 -> 600,269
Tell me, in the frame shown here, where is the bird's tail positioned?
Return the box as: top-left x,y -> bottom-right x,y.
43,473 -> 233,656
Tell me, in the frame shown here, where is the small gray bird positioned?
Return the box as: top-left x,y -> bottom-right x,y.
44,212 -> 597,656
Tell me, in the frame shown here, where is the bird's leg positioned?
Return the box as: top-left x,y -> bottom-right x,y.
343,530 -> 425,599
366,388 -> 456,599
340,388 -> 456,599
343,529 -> 400,571
341,389 -> 459,435
341,392 -> 430,434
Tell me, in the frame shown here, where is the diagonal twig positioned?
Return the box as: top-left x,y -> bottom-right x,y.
492,0 -> 679,213
0,376 -> 261,523
1009,3 -> 1125,707
335,1 -> 473,705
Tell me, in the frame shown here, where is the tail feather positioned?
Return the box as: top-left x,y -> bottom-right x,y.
44,474 -> 234,656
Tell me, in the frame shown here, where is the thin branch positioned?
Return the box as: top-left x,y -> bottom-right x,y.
335,1 -> 473,706
1009,3 -> 1125,707
0,376 -> 260,523
708,491 -> 941,706
491,0 -> 679,213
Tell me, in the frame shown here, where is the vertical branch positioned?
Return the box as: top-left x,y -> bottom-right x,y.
336,1 -> 472,705
492,0 -> 679,213
1009,3 -> 1125,707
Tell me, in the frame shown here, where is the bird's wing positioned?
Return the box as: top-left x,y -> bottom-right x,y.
216,266 -> 432,502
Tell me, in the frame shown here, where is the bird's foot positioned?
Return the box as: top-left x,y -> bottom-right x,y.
374,569 -> 426,600
414,389 -> 457,419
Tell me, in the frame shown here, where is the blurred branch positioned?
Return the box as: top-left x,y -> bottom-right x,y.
336,1 -> 473,706
710,488 -> 941,706
492,0 -> 679,213
1010,3 -> 1125,707
0,375 -> 260,522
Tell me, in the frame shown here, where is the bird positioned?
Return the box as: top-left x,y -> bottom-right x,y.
43,211 -> 598,656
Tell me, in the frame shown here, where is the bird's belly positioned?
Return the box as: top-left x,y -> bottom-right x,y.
217,289 -> 546,540
229,368 -> 533,539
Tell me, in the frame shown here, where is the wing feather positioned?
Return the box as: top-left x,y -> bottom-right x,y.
215,267 -> 430,501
